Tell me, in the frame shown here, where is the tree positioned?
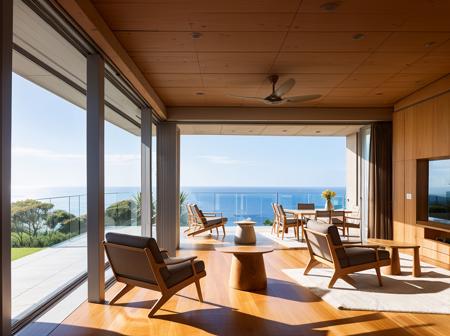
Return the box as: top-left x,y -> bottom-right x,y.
11,199 -> 54,237
46,209 -> 75,229
106,199 -> 134,226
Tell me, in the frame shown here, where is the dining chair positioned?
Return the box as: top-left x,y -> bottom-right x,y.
345,206 -> 361,238
297,203 -> 315,241
315,210 -> 331,224
277,204 -> 300,240
271,203 -> 279,235
331,210 -> 347,237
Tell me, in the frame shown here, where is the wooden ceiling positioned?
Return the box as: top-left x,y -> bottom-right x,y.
178,123 -> 363,136
91,0 -> 450,108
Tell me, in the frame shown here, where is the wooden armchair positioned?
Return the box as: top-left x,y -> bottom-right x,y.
104,232 -> 206,317
187,204 -> 227,237
184,203 -> 198,233
303,220 -> 391,288
276,204 -> 300,241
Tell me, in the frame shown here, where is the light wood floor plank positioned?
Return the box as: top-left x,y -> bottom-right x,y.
49,235 -> 450,336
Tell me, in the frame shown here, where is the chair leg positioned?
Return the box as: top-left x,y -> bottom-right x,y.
303,258 -> 319,275
216,227 -> 219,235
375,267 -> 383,287
109,284 -> 134,304
194,278 -> 204,302
222,224 -> 226,236
328,272 -> 340,288
281,225 -> 285,240
148,293 -> 172,318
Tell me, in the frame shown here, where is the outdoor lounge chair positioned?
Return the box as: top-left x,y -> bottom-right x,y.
187,204 -> 227,237
104,232 -> 206,317
303,220 -> 391,288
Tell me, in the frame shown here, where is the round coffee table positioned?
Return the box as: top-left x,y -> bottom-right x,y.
216,245 -> 274,291
234,220 -> 256,244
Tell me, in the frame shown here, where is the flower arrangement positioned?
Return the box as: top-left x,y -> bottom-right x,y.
321,189 -> 337,200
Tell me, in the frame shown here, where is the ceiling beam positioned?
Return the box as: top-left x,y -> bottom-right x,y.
167,107 -> 393,123
395,74 -> 450,112
56,0 -> 166,119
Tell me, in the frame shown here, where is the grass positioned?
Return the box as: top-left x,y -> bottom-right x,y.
11,247 -> 43,261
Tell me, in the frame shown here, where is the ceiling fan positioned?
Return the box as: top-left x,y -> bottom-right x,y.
230,75 -> 322,105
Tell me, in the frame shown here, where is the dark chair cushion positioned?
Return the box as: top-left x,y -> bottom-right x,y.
165,259 -> 205,288
106,232 -> 164,264
340,247 -> 390,268
205,217 -> 227,226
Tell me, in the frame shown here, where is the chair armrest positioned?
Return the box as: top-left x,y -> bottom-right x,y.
345,216 -> 361,221
159,248 -> 168,253
164,256 -> 197,265
344,244 -> 379,249
202,212 -> 222,217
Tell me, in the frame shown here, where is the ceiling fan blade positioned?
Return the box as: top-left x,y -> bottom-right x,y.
228,94 -> 267,101
274,78 -> 295,97
286,94 -> 322,103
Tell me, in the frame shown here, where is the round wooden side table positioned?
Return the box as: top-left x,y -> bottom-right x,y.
234,220 -> 256,245
216,246 -> 274,291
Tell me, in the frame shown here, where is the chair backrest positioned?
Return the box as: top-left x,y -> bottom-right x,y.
191,204 -> 207,225
298,203 -> 315,210
315,210 -> 331,223
276,204 -> 288,225
186,204 -> 196,226
304,220 -> 346,263
331,210 -> 345,218
104,232 -> 168,285
271,203 -> 278,219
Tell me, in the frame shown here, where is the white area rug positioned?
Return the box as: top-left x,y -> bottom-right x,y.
259,231 -> 307,249
283,254 -> 450,314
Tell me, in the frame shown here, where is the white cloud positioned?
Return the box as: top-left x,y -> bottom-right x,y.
12,146 -> 139,164
12,146 -> 84,160
198,155 -> 241,165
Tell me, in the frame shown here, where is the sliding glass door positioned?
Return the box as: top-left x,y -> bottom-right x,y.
359,126 -> 371,241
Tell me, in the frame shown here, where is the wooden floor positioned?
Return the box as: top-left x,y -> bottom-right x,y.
48,233 -> 450,336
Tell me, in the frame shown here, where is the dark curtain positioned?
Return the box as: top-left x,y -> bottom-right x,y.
368,122 -> 393,239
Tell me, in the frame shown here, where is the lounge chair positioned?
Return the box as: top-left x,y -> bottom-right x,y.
187,204 -> 227,237
104,232 -> 206,317
303,220 -> 391,288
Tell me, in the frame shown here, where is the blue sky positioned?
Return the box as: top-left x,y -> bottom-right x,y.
11,73 -> 346,192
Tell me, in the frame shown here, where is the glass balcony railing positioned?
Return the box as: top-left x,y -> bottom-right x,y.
181,190 -> 346,227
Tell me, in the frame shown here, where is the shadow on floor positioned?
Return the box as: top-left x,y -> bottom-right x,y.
155,308 -> 427,336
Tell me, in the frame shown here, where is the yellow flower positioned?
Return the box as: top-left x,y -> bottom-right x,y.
321,189 -> 336,200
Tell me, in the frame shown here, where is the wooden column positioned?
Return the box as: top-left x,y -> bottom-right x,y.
141,107 -> 152,237
0,0 -> 12,334
157,122 -> 180,255
86,54 -> 105,303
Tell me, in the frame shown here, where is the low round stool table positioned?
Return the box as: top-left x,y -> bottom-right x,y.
234,220 -> 256,245
216,246 -> 274,291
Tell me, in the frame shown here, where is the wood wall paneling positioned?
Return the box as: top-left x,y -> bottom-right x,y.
393,85 -> 450,263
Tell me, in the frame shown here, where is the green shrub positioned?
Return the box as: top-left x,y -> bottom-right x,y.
263,219 -> 273,226
11,231 -> 75,248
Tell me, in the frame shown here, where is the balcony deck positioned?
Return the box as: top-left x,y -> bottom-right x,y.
22,228 -> 449,336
